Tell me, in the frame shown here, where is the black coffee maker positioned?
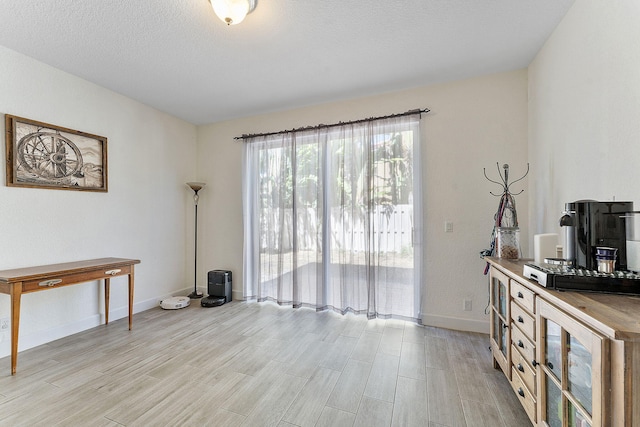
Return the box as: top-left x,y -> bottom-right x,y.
559,200 -> 633,270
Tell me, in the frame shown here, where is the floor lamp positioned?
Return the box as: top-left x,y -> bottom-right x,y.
187,182 -> 206,299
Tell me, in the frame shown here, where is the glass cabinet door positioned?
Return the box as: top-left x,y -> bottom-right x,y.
538,299 -> 607,427
489,267 -> 510,375
545,319 -> 562,381
567,333 -> 593,416
545,377 -> 563,427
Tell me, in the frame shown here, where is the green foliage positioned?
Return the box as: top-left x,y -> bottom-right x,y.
258,131 -> 413,212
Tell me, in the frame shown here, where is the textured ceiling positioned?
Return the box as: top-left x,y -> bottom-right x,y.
0,1 -> 574,125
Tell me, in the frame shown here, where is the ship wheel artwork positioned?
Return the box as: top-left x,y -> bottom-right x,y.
16,131 -> 83,181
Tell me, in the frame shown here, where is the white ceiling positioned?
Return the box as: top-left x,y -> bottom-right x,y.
0,1 -> 574,125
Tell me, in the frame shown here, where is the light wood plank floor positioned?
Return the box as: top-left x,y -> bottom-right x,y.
0,301 -> 531,426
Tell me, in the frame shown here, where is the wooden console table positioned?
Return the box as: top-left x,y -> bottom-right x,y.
0,257 -> 140,375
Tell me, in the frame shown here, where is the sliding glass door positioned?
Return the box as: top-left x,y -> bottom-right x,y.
243,114 -> 422,322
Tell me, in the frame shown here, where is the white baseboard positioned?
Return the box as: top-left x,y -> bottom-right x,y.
0,291 -> 490,361
0,313 -> 103,359
421,313 -> 489,334
0,289 -> 195,359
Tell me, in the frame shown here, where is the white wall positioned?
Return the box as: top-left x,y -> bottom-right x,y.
0,46 -> 197,357
198,69 -> 529,333
11,0 -> 629,355
528,0 -> 640,245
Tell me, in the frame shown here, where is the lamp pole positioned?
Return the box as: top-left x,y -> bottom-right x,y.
187,182 -> 206,299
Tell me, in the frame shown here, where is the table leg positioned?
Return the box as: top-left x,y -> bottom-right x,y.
104,277 -> 110,325
128,265 -> 135,330
10,283 -> 22,375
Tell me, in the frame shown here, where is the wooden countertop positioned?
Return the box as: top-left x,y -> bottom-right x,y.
486,257 -> 640,342
0,258 -> 140,284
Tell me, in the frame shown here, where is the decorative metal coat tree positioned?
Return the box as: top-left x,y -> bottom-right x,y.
481,163 -> 529,274
187,182 -> 206,298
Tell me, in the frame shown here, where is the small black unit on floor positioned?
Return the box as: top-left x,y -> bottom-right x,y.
201,270 -> 232,307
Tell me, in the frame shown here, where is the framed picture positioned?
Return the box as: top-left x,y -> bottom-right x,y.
5,115 -> 107,192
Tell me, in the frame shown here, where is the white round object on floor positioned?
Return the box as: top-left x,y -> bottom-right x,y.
160,296 -> 191,310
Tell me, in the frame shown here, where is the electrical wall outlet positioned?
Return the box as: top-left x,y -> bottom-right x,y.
444,221 -> 453,233
0,317 -> 9,331
463,299 -> 472,311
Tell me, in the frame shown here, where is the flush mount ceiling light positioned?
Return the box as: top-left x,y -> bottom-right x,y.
209,0 -> 257,25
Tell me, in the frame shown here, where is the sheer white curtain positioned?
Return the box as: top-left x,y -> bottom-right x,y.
243,114 -> 423,322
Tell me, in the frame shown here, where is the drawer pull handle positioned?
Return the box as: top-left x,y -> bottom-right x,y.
517,363 -> 525,372
517,316 -> 524,323
531,359 -> 539,367
517,388 -> 525,398
517,292 -> 524,298
518,340 -> 524,348
105,269 -> 122,276
503,324 -> 509,329
39,279 -> 62,287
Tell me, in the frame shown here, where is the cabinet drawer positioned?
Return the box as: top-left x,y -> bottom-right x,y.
511,302 -> 535,341
510,280 -> 535,313
511,344 -> 536,394
511,323 -> 535,364
510,366 -> 537,425
21,266 -> 131,293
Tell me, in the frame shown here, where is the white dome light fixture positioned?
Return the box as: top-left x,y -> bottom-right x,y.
210,0 -> 258,26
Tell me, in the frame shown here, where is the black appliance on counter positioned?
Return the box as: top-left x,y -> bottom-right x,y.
523,262 -> 640,295
523,200 -> 640,295
560,200 -> 633,270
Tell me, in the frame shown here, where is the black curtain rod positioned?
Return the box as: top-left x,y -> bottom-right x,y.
233,108 -> 430,140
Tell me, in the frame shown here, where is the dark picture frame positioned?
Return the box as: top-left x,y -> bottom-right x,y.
5,115 -> 108,192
